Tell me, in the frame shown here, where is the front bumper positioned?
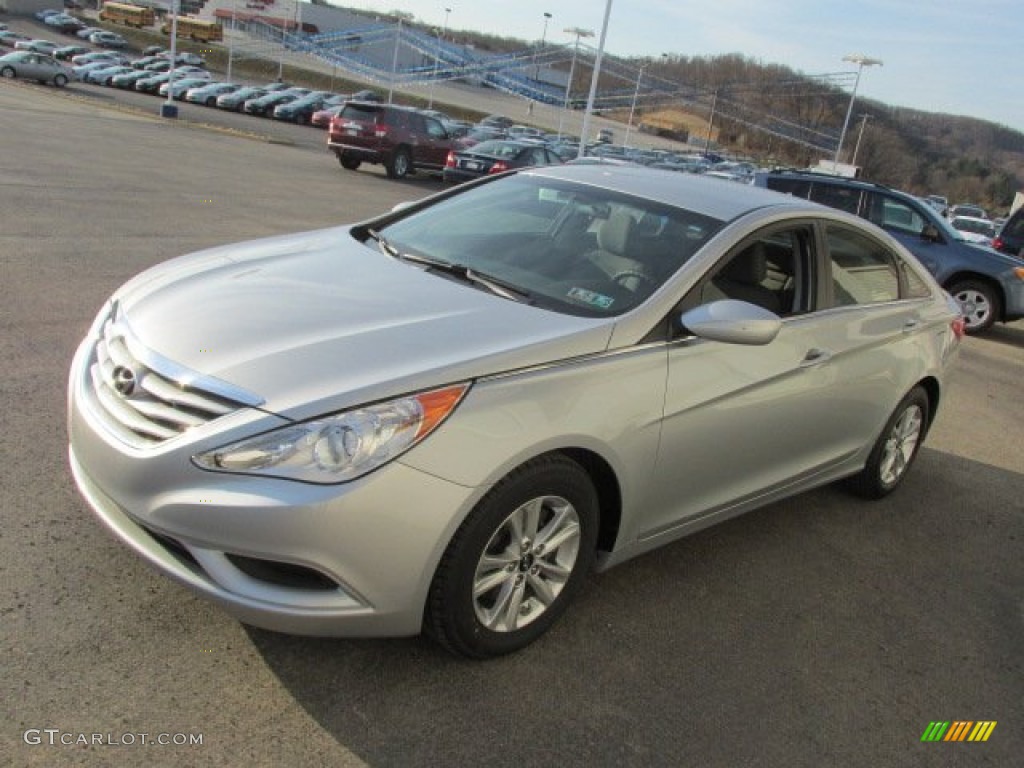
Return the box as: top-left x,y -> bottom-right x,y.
67,339 -> 481,638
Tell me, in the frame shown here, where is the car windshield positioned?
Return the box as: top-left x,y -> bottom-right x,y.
372,174 -> 723,317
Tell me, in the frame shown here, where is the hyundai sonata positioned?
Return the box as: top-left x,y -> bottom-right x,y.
68,166 -> 963,657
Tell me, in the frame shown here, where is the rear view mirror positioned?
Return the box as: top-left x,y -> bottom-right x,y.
679,300 -> 782,345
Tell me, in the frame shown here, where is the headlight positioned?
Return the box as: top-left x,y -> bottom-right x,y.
193,383 -> 469,484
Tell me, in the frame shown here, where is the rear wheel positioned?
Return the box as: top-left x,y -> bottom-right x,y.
338,154 -> 361,170
947,279 -> 999,334
206,96 -> 216,106
385,147 -> 411,179
844,386 -> 929,499
425,455 -> 599,658
54,74 -> 68,87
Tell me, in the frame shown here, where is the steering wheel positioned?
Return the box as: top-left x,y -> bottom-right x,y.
611,270 -> 655,291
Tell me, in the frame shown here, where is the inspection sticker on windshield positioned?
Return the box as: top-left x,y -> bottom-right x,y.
567,287 -> 614,309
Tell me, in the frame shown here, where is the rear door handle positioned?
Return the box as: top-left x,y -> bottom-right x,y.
902,318 -> 921,333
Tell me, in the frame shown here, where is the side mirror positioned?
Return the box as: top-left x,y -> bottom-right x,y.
921,224 -> 941,243
679,300 -> 782,345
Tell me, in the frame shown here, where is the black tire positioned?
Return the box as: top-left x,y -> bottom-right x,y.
54,74 -> 68,88
425,454 -> 599,658
385,147 -> 411,179
339,154 -> 361,171
947,279 -> 1000,334
844,386 -> 930,499
206,96 -> 216,107
1,67 -> 15,79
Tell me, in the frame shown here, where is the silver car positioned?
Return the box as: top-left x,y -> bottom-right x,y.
68,166 -> 963,658
0,51 -> 71,86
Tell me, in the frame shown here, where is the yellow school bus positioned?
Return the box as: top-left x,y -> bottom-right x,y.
98,2 -> 156,28
161,17 -> 224,42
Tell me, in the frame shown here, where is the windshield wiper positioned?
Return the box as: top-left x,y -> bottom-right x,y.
365,230 -> 532,304
365,228 -> 401,259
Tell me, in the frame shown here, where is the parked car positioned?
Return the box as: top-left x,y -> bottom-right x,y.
454,126 -> 506,149
110,68 -> 156,89
947,203 -> 988,221
14,39 -> 62,56
328,102 -> 455,178
34,8 -> 63,21
754,169 -> 1024,333
216,86 -> 268,111
89,31 -> 127,49
0,31 -> 31,49
85,64 -> 135,86
443,139 -> 563,183
67,165 -> 963,659
159,76 -> 213,100
949,216 -> 996,246
185,81 -> 241,106
311,104 -> 344,129
0,51 -> 72,86
53,44 -> 90,61
992,206 -> 1024,258
272,91 -> 334,124
244,88 -> 308,117
71,51 -> 124,66
44,13 -> 86,33
134,72 -> 174,94
75,27 -> 105,40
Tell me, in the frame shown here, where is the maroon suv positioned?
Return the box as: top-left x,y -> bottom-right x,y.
327,102 -> 455,179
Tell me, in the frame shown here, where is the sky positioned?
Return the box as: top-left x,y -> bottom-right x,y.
334,0 -> 1022,133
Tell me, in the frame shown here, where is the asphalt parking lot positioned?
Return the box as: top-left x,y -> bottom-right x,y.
1,80 -> 1021,768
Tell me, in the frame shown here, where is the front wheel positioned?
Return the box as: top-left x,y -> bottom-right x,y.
948,279 -> 1000,334
844,386 -> 929,499
425,455 -> 599,658
54,74 -> 68,87
1,67 -> 15,79
385,147 -> 411,179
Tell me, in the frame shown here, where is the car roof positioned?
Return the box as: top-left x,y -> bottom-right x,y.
526,165 -> 814,221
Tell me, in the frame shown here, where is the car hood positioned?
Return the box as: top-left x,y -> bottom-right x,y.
114,226 -> 613,419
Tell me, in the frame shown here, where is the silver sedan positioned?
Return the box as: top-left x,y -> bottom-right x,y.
68,166 -> 963,658
0,51 -> 71,86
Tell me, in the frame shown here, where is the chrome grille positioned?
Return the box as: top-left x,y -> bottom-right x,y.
84,306 -> 260,448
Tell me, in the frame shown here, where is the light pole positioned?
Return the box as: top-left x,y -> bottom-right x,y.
533,12 -> 551,81
557,26 -> 593,140
851,113 -> 871,167
834,54 -> 882,169
226,0 -> 237,81
577,0 -> 613,158
623,59 -> 647,148
704,87 -> 718,154
387,16 -> 402,104
427,7 -> 451,109
161,0 -> 180,118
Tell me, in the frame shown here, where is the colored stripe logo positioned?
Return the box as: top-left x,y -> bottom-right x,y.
921,721 -> 997,742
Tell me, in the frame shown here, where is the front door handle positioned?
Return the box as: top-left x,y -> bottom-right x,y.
801,348 -> 833,367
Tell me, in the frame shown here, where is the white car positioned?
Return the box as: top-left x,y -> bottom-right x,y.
14,39 -> 62,56
950,216 -> 996,246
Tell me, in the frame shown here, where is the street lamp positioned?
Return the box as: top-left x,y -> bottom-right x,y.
161,0 -> 180,118
557,26 -> 593,139
576,0 -> 614,158
834,54 -> 882,169
623,60 -> 647,148
427,6 -> 451,109
533,12 -> 552,81
387,16 -> 403,104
